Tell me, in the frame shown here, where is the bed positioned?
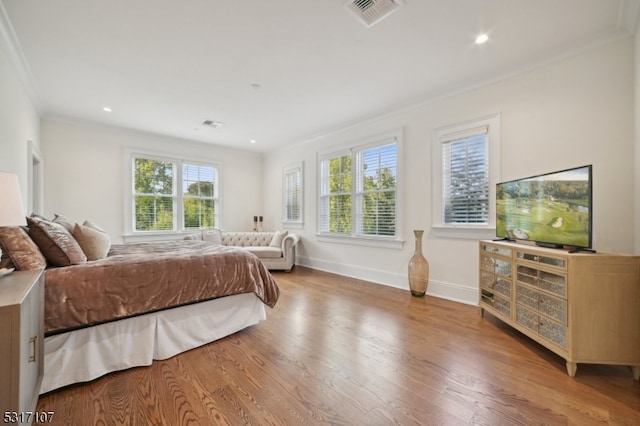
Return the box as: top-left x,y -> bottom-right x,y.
42,240 -> 280,393
0,220 -> 280,395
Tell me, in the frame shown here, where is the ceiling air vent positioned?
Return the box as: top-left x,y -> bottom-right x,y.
345,0 -> 404,27
201,119 -> 224,128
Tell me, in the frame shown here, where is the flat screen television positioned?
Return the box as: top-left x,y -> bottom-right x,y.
496,165 -> 592,251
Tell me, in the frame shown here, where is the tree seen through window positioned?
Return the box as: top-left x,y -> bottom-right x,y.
320,140 -> 397,238
133,157 -> 218,232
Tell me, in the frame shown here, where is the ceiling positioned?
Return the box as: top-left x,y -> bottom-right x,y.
2,0 -> 639,152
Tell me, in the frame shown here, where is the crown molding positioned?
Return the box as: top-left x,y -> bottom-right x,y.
280,29 -> 632,153
0,2 -> 42,113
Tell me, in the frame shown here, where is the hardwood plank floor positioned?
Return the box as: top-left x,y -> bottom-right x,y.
38,266 -> 640,425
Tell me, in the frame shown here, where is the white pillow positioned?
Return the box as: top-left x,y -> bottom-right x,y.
269,230 -> 288,248
202,229 -> 222,245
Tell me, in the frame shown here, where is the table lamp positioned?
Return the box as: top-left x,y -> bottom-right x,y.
0,172 -> 27,271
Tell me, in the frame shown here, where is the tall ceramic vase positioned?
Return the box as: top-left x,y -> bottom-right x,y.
408,230 -> 429,297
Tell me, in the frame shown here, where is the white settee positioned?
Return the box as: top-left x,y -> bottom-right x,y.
185,230 -> 299,272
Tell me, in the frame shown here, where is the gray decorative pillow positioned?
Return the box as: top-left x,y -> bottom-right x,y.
27,216 -> 87,266
269,230 -> 288,248
0,226 -> 47,270
53,213 -> 75,233
73,222 -> 111,261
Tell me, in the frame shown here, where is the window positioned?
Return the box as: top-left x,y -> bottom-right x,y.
432,114 -> 501,239
318,129 -> 403,247
442,133 -> 488,225
282,162 -> 304,228
130,153 -> 219,233
356,144 -> 397,236
183,163 -> 217,229
319,150 -> 352,234
133,157 -> 175,231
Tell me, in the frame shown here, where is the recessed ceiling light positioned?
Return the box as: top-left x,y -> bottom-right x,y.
475,34 -> 489,44
250,139 -> 256,144
103,106 -> 112,112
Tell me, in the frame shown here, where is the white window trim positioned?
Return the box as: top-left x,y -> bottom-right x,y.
431,113 -> 501,240
316,128 -> 404,249
282,161 -> 304,229
123,148 -> 222,241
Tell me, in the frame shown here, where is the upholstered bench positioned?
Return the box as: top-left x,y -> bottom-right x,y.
185,230 -> 299,272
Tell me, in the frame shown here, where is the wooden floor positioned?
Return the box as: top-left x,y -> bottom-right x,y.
38,266 -> 640,425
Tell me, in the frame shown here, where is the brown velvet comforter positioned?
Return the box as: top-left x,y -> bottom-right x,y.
44,241 -> 280,335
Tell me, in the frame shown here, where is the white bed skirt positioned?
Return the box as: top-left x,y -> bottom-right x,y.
41,293 -> 266,394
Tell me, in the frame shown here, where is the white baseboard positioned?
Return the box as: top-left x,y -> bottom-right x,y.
426,279 -> 479,306
296,255 -> 478,306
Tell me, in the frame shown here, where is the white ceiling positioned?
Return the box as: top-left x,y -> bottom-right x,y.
2,0 -> 639,152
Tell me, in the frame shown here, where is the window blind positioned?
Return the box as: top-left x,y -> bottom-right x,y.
319,153 -> 352,234
284,168 -> 302,222
133,158 -> 176,231
183,163 -> 218,229
442,133 -> 489,225
355,143 -> 397,236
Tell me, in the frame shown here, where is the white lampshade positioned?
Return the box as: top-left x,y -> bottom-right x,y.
0,172 -> 27,227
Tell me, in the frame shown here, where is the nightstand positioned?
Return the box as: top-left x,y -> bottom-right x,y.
0,270 -> 45,424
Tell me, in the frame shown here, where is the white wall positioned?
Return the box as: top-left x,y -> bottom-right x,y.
263,38 -> 635,304
3,24 -> 636,304
41,119 -> 264,244
0,41 -> 40,207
